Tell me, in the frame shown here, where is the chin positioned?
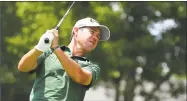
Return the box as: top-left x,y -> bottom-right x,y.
85,48 -> 93,53
82,43 -> 96,53
84,47 -> 94,53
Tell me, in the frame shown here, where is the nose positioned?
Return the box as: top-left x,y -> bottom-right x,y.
92,33 -> 99,42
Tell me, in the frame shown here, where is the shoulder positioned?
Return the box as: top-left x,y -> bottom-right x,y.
83,60 -> 100,74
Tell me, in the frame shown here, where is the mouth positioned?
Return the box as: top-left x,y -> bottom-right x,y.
89,40 -> 95,45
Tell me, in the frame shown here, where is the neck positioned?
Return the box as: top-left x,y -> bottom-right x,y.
68,39 -> 86,57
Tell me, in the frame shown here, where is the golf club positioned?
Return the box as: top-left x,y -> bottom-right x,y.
44,1 -> 75,43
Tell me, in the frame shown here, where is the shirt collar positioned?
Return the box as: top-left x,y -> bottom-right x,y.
60,46 -> 90,62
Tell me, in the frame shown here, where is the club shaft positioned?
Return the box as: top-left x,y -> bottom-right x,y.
44,1 -> 75,43
55,1 -> 75,30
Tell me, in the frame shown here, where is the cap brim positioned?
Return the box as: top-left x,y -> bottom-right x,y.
98,25 -> 110,41
80,25 -> 110,41
73,24 -> 110,41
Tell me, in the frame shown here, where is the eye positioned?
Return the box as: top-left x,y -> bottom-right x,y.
90,30 -> 95,34
97,35 -> 100,39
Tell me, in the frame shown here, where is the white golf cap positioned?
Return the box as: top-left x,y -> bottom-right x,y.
72,17 -> 110,41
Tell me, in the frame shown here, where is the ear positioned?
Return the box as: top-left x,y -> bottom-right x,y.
73,27 -> 79,35
73,27 -> 79,39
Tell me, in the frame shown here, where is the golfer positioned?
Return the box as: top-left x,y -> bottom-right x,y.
18,17 -> 110,101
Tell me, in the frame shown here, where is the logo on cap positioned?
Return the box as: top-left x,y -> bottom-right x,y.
89,18 -> 99,24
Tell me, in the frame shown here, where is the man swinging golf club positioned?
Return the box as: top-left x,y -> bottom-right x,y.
18,17 -> 110,101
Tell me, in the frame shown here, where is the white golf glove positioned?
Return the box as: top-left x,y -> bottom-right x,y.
35,30 -> 54,52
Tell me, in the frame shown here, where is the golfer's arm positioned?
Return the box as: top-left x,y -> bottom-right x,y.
54,48 -> 92,85
18,48 -> 42,72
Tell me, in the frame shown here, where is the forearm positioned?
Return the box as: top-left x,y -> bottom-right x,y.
54,48 -> 83,82
18,48 -> 42,72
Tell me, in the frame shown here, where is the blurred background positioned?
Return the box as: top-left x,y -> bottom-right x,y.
0,1 -> 186,101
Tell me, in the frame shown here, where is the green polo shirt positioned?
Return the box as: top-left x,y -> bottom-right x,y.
29,46 -> 100,101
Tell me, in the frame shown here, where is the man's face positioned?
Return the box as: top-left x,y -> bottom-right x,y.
75,26 -> 100,52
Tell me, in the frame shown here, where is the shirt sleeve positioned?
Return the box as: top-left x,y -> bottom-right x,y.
37,49 -> 52,65
37,52 -> 46,66
82,63 -> 100,87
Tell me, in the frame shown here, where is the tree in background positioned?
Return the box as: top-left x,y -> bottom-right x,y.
0,1 -> 186,101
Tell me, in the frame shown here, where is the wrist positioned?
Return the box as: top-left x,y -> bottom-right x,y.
34,47 -> 43,53
51,45 -> 59,48
35,45 -> 45,52
51,46 -> 60,52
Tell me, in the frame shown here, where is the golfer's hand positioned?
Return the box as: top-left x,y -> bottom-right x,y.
51,29 -> 59,48
35,30 -> 54,52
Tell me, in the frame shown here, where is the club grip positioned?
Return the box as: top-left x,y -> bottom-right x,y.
55,26 -> 59,30
44,38 -> 49,43
44,26 -> 59,43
